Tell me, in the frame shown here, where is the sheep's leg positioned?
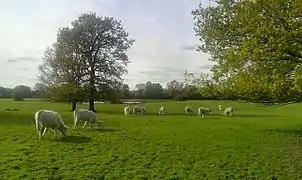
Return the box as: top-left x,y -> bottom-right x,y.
82,121 -> 87,128
230,112 -> 233,116
38,127 -> 44,140
73,118 -> 78,130
202,114 -> 205,119
88,122 -> 91,129
53,129 -> 56,137
40,127 -> 47,140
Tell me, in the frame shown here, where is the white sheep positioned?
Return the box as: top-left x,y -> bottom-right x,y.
159,106 -> 165,115
35,110 -> 69,140
218,104 -> 222,111
124,107 -> 131,116
184,106 -> 194,115
73,109 -> 102,130
224,107 -> 234,116
133,106 -> 146,116
197,107 -> 212,118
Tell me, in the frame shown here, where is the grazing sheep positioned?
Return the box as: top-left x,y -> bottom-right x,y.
124,106 -> 131,116
184,106 -> 194,115
159,106 -> 165,115
73,109 -> 102,130
218,104 -> 222,111
133,106 -> 146,116
198,107 -> 212,118
224,107 -> 234,116
35,110 -> 68,140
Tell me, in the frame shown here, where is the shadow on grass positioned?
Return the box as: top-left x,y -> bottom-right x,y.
137,113 -> 197,116
231,114 -> 285,118
57,135 -> 92,143
256,101 -> 296,107
268,128 -> 302,136
91,128 -> 119,133
208,117 -> 222,119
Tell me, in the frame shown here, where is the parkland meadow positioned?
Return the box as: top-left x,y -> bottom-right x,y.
1,99 -> 302,179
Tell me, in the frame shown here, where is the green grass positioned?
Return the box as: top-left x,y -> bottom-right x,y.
1,99 -> 302,179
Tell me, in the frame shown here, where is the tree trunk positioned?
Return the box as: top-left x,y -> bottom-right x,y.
88,60 -> 96,112
89,96 -> 95,112
71,100 -> 77,111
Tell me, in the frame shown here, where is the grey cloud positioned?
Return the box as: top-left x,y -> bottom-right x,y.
139,67 -> 184,77
197,64 -> 213,70
139,67 -> 185,81
18,75 -> 36,80
7,57 -> 39,63
27,77 -> 37,81
19,67 -> 32,71
7,59 -> 18,63
180,44 -> 198,51
140,65 -> 187,74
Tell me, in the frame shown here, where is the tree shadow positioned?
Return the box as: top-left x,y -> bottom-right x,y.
208,117 -> 222,119
91,128 -> 119,133
57,135 -> 92,143
230,114 -> 285,118
267,128 -> 302,136
256,101 -> 296,107
143,113 -> 194,116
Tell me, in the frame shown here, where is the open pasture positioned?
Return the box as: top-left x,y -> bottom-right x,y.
1,99 -> 302,179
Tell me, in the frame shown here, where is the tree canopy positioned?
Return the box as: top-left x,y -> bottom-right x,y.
192,0 -> 302,103
38,12 -> 134,111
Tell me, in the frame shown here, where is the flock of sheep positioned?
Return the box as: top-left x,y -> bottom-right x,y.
124,104 -> 234,118
34,104 -> 234,140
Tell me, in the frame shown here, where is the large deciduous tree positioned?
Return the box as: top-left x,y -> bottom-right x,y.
68,13 -> 134,111
38,13 -> 134,111
12,85 -> 32,100
192,0 -> 302,102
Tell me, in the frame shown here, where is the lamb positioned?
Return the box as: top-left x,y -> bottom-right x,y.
35,110 -> 68,140
73,109 -> 102,130
124,106 -> 131,116
224,107 -> 234,116
184,106 -> 194,115
158,106 -> 165,115
132,106 -> 146,115
198,107 -> 212,118
218,104 -> 222,111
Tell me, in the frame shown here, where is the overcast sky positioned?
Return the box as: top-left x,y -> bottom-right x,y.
0,0 -> 214,89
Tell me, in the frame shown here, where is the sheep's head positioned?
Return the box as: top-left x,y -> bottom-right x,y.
96,120 -> 104,128
59,125 -> 68,136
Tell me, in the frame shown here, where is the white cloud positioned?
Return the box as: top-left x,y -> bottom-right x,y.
0,0 -> 212,89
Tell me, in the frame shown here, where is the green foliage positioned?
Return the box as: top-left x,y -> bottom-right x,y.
2,99 -> 302,178
38,12 -> 134,110
134,81 -> 165,99
192,0 -> 302,102
0,87 -> 12,98
120,84 -> 131,99
166,80 -> 185,99
12,85 -> 32,101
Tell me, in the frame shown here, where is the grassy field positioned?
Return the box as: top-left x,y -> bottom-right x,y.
1,99 -> 302,179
